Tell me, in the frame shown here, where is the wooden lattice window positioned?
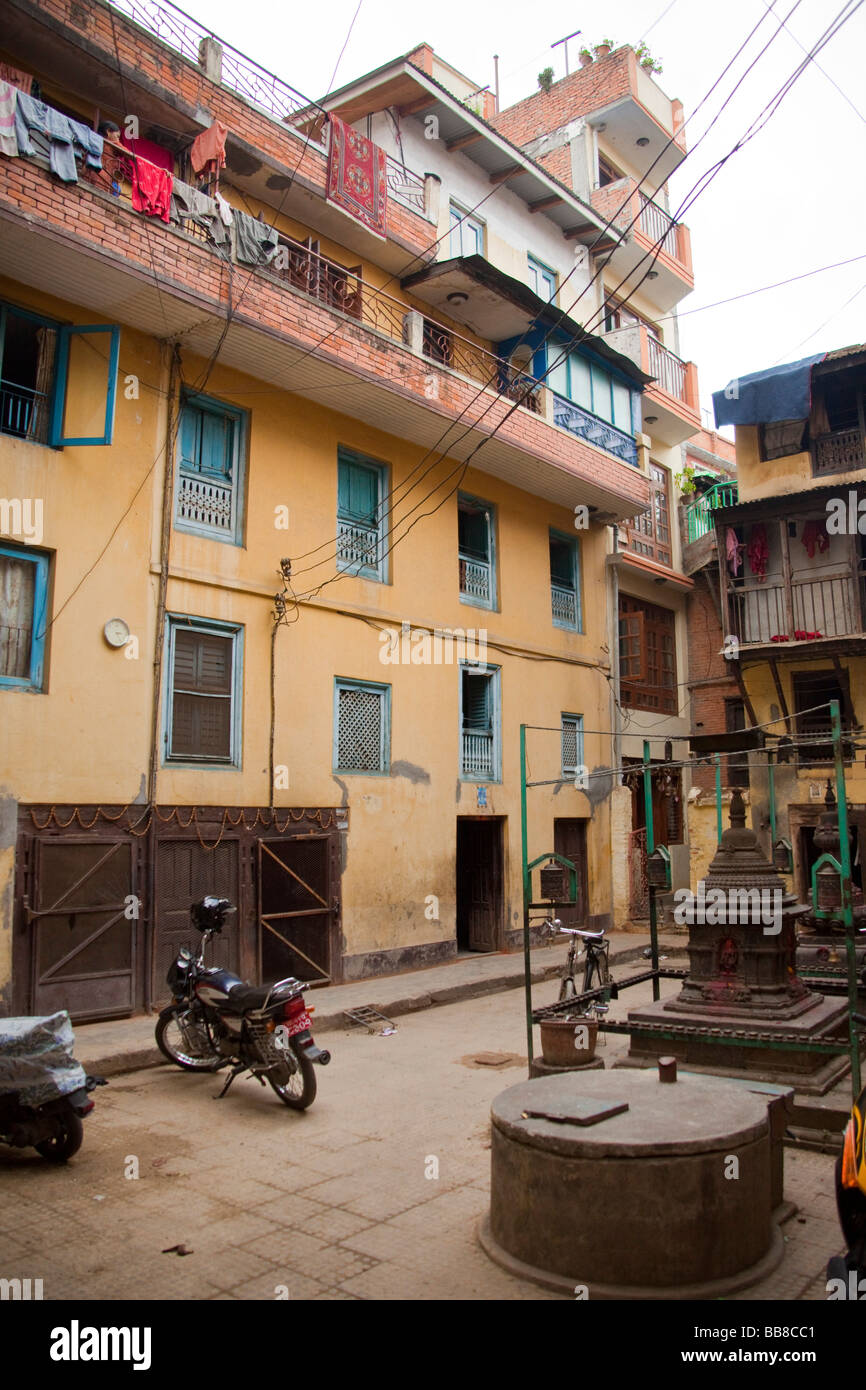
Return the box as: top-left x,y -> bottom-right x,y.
619,595 -> 677,713
624,464 -> 672,567
334,679 -> 390,774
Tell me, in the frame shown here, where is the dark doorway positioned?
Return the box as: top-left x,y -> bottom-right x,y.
153,839 -> 241,1005
456,818 -> 504,951
553,819 -> 588,927
258,837 -> 334,986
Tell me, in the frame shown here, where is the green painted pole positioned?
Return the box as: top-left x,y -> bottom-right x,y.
714,754 -> 723,845
831,700 -> 860,1096
644,740 -> 660,1001
520,723 -> 534,1073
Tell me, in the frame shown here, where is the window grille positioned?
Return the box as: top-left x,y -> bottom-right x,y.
336,682 -> 388,772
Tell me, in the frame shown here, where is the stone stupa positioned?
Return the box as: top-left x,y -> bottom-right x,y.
625,791 -> 851,1093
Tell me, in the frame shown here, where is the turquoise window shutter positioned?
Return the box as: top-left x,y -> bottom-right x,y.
199,409 -> 232,478
339,459 -> 378,523
49,324 -> 120,446
178,403 -> 202,472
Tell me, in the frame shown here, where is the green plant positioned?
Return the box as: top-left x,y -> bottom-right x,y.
578,46 -> 593,60
594,38 -> 616,54
537,66 -> 554,93
634,41 -> 663,74
675,465 -> 697,495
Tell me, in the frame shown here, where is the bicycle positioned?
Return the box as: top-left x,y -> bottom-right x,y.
543,918 -> 617,1004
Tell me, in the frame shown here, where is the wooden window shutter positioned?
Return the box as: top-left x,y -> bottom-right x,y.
171,628 -> 233,760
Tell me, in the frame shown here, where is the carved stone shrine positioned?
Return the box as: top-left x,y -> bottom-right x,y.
625,790 -> 850,1093
796,782 -> 866,979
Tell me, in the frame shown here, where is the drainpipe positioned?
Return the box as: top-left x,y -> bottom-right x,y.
147,344 -> 180,806
610,523 -> 622,927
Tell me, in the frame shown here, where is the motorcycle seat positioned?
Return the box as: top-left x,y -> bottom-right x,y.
224,983 -> 273,1012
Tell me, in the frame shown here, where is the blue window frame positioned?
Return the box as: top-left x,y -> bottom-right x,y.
164,616 -> 243,766
460,662 -> 501,782
0,543 -> 49,690
175,392 -> 247,545
0,303 -> 119,448
549,529 -> 582,631
458,492 -> 496,610
549,343 -> 639,432
561,712 -> 584,778
336,447 -> 388,582
334,678 -> 391,775
449,203 -> 484,258
528,254 -> 557,303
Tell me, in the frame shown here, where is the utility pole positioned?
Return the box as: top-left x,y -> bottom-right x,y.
552,28 -> 582,77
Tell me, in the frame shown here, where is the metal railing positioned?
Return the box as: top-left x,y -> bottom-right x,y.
646,335 -> 687,402
337,520 -> 380,570
0,382 -> 51,444
684,481 -> 738,543
459,556 -> 492,605
385,157 -> 426,213
551,582 -> 578,627
462,729 -> 495,778
551,393 -> 638,466
638,194 -> 679,259
108,0 -> 323,130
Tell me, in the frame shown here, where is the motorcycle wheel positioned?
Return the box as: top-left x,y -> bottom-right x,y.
35,1111 -> 83,1163
156,1005 -> 221,1071
266,1044 -> 317,1111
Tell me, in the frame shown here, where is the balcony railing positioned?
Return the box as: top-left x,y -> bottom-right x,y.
177,473 -> 234,532
0,381 -> 51,445
108,0 -> 323,130
551,394 -> 638,466
684,481 -> 738,543
729,568 -> 865,644
814,428 -> 866,476
646,335 -> 686,402
551,583 -> 578,627
462,729 -> 495,778
385,157 -> 427,213
459,556 -> 492,605
639,195 -> 679,258
337,520 -> 380,570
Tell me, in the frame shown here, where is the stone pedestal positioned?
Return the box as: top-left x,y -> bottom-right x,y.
479,1069 -> 783,1298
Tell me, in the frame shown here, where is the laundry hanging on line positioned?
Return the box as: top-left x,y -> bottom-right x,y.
129,152 -> 172,222
190,120 -> 228,176
233,208 -> 279,265
170,177 -> 227,245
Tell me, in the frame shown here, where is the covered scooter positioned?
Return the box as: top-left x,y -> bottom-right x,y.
0,1011 -> 104,1162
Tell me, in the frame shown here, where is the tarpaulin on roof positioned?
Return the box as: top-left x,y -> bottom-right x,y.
712,353 -> 825,427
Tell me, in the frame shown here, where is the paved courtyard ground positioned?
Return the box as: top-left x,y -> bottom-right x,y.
0,976 -> 847,1301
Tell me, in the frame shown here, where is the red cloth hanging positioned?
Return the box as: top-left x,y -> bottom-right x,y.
129,154 -> 172,222
190,121 -> 227,176
120,133 -> 174,172
801,519 -> 830,558
747,522 -> 769,581
326,113 -> 387,238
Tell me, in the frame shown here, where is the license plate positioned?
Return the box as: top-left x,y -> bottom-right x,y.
287,1012 -> 311,1037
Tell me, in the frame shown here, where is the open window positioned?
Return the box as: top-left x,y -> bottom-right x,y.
0,543 -> 50,690
549,530 -> 582,630
49,324 -> 120,446
458,494 -> 496,608
460,663 -> 501,781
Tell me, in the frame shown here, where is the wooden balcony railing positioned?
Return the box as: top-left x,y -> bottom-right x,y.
461,729 -> 495,778
551,582 -> 578,627
459,556 -> 492,605
813,428 -> 866,476
729,567 -> 866,644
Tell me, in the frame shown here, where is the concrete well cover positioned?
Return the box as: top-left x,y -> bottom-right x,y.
520,1098 -> 629,1126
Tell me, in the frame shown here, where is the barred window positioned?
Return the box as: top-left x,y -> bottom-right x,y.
334,679 -> 390,774
561,713 -> 584,778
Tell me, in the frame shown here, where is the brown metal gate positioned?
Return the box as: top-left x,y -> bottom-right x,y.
152,838 -> 241,1005
257,837 -> 334,985
24,838 -> 139,1020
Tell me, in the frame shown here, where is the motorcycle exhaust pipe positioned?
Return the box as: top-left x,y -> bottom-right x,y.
307,1044 -> 331,1065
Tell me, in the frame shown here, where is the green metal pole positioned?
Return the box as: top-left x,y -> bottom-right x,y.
520,724 -> 534,1073
714,754 -> 723,845
768,752 -> 777,848
831,700 -> 860,1096
644,740 -> 660,1002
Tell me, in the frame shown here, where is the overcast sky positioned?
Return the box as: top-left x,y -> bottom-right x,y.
180,0 -> 866,425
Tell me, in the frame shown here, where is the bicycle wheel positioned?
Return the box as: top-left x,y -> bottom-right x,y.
559,976 -> 577,1002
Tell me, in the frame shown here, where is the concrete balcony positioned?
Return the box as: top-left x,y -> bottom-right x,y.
0,154 -> 651,519
590,178 -> 693,311
602,324 -> 700,446
584,48 -> 688,184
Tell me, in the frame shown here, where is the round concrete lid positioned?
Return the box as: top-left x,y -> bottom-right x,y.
492,1069 -> 769,1157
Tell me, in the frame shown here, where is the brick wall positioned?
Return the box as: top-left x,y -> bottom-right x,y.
491,49 -> 633,148
13,0 -> 435,259
0,154 -> 651,511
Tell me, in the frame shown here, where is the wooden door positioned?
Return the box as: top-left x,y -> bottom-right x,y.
152,838 -> 240,1004
456,819 -> 503,952
26,837 -> 138,1021
553,819 -> 588,926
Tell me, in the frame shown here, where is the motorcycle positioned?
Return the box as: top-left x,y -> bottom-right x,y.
155,896 -> 331,1111
0,1012 -> 104,1162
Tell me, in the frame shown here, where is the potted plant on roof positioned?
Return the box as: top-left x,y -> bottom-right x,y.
579,46 -> 594,67
537,66 -> 554,93
635,41 -> 664,74
594,38 -> 615,58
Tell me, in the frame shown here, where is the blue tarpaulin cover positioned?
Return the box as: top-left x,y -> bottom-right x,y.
713,352 -> 825,427
0,1012 -> 86,1106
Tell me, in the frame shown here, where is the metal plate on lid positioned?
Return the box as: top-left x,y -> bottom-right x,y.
520,1098 -> 630,1127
